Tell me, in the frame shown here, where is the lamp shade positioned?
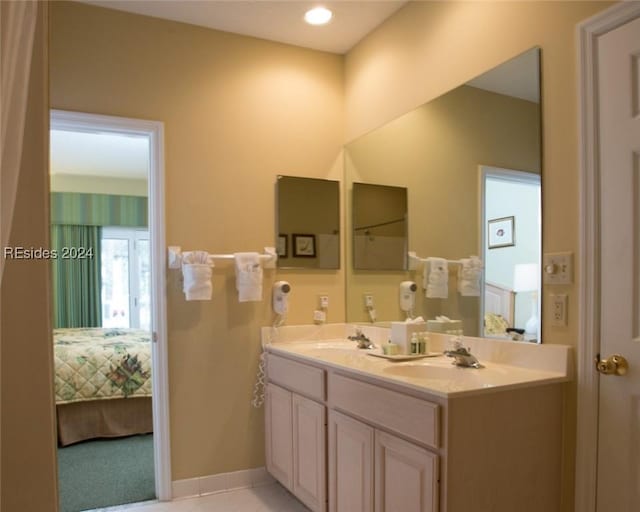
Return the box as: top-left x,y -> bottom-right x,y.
513,263 -> 538,292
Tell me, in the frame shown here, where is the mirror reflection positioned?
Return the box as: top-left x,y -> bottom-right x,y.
353,182 -> 408,270
276,175 -> 340,269
345,48 -> 541,341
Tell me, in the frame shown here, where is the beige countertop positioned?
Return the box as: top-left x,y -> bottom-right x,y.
264,324 -> 572,399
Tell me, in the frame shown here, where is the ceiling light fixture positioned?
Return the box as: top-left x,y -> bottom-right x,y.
304,6 -> 333,26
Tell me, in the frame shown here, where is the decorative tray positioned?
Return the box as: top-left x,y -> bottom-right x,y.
367,352 -> 442,362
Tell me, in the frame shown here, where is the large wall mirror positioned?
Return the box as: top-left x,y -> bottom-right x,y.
276,175 -> 340,269
345,48 -> 542,341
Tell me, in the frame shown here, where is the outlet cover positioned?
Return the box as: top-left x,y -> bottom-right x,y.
313,310 -> 327,323
319,295 -> 329,309
550,294 -> 568,327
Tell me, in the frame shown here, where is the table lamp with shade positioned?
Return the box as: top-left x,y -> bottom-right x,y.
513,263 -> 539,337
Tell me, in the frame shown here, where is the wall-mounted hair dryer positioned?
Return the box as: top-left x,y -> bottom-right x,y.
272,281 -> 291,315
399,281 -> 417,315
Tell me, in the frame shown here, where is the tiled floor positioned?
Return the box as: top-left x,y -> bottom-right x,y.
91,484 -> 309,512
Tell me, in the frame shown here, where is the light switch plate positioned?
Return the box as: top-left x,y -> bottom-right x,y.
319,294 -> 329,309
543,252 -> 573,285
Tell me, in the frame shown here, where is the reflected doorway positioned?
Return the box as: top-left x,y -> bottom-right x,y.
480,166 -> 541,342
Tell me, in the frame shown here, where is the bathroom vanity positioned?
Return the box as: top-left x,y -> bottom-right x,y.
263,325 -> 571,512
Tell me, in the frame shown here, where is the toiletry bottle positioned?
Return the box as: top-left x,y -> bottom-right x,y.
410,333 -> 419,354
420,333 -> 430,354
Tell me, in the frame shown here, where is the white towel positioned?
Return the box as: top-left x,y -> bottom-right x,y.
182,251 -> 214,301
234,252 -> 263,302
424,257 -> 448,298
457,256 -> 483,296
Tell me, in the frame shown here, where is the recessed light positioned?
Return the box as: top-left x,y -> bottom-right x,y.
304,6 -> 333,26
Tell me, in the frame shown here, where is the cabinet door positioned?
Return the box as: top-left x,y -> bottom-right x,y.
375,430 -> 438,512
265,384 -> 293,490
328,410 -> 374,512
293,394 -> 326,512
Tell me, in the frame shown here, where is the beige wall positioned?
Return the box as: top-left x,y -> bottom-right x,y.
25,0 -> 611,508
344,2 -> 613,510
50,173 -> 148,196
1,2 -> 59,510
345,85 -> 540,331
50,1 -> 344,479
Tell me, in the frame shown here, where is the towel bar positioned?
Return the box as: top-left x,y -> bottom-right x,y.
167,246 -> 277,269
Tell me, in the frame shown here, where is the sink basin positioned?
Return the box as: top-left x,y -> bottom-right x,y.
305,341 -> 357,350
383,364 -> 464,380
382,363 -> 515,390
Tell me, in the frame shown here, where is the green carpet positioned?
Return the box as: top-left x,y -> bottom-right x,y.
58,435 -> 155,511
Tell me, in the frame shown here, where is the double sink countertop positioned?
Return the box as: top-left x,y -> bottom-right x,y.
263,323 -> 573,399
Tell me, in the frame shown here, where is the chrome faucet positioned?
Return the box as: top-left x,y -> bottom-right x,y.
348,328 -> 375,349
444,339 -> 482,368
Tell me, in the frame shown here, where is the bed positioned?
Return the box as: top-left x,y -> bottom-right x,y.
54,327 -> 153,446
484,281 -> 515,337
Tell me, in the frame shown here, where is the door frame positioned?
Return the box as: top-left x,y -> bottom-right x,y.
575,3 -> 640,511
50,110 -> 172,500
478,165 -> 541,338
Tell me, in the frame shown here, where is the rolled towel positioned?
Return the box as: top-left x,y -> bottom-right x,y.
234,252 -> 263,302
424,257 -> 448,298
458,256 -> 483,296
182,251 -> 214,301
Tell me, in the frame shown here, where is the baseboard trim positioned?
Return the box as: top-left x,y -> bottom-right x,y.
171,467 -> 275,499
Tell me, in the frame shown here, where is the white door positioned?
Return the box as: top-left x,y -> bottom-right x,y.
596,14 -> 640,511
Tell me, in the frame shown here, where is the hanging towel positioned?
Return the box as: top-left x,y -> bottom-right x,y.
182,251 -> 214,301
234,252 -> 263,302
424,257 -> 448,298
458,256 -> 483,296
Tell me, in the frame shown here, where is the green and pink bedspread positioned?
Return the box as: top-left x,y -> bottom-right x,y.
54,328 -> 152,404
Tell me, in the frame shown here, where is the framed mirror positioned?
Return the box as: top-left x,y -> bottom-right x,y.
276,175 -> 340,269
345,48 -> 542,341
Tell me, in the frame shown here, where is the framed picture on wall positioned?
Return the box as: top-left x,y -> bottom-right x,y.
488,216 -> 515,249
292,234 -> 316,257
277,234 -> 288,258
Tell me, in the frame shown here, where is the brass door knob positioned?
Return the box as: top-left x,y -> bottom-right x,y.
594,354 -> 629,376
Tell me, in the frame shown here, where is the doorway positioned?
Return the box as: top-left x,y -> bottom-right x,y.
479,166 -> 541,341
50,110 -> 171,509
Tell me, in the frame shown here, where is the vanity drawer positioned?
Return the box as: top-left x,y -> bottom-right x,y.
328,373 -> 439,449
267,353 -> 325,402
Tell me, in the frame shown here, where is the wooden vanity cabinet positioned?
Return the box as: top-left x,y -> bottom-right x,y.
265,383 -> 327,511
292,393 -> 326,510
265,383 -> 294,489
265,354 -> 327,512
328,410 -> 374,512
328,409 -> 438,512
374,429 -> 438,512
266,351 -> 565,512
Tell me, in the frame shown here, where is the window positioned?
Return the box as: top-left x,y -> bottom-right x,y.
101,227 -> 150,330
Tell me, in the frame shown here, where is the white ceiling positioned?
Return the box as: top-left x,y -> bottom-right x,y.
50,130 -> 149,179
82,0 -> 408,54
466,49 -> 540,103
